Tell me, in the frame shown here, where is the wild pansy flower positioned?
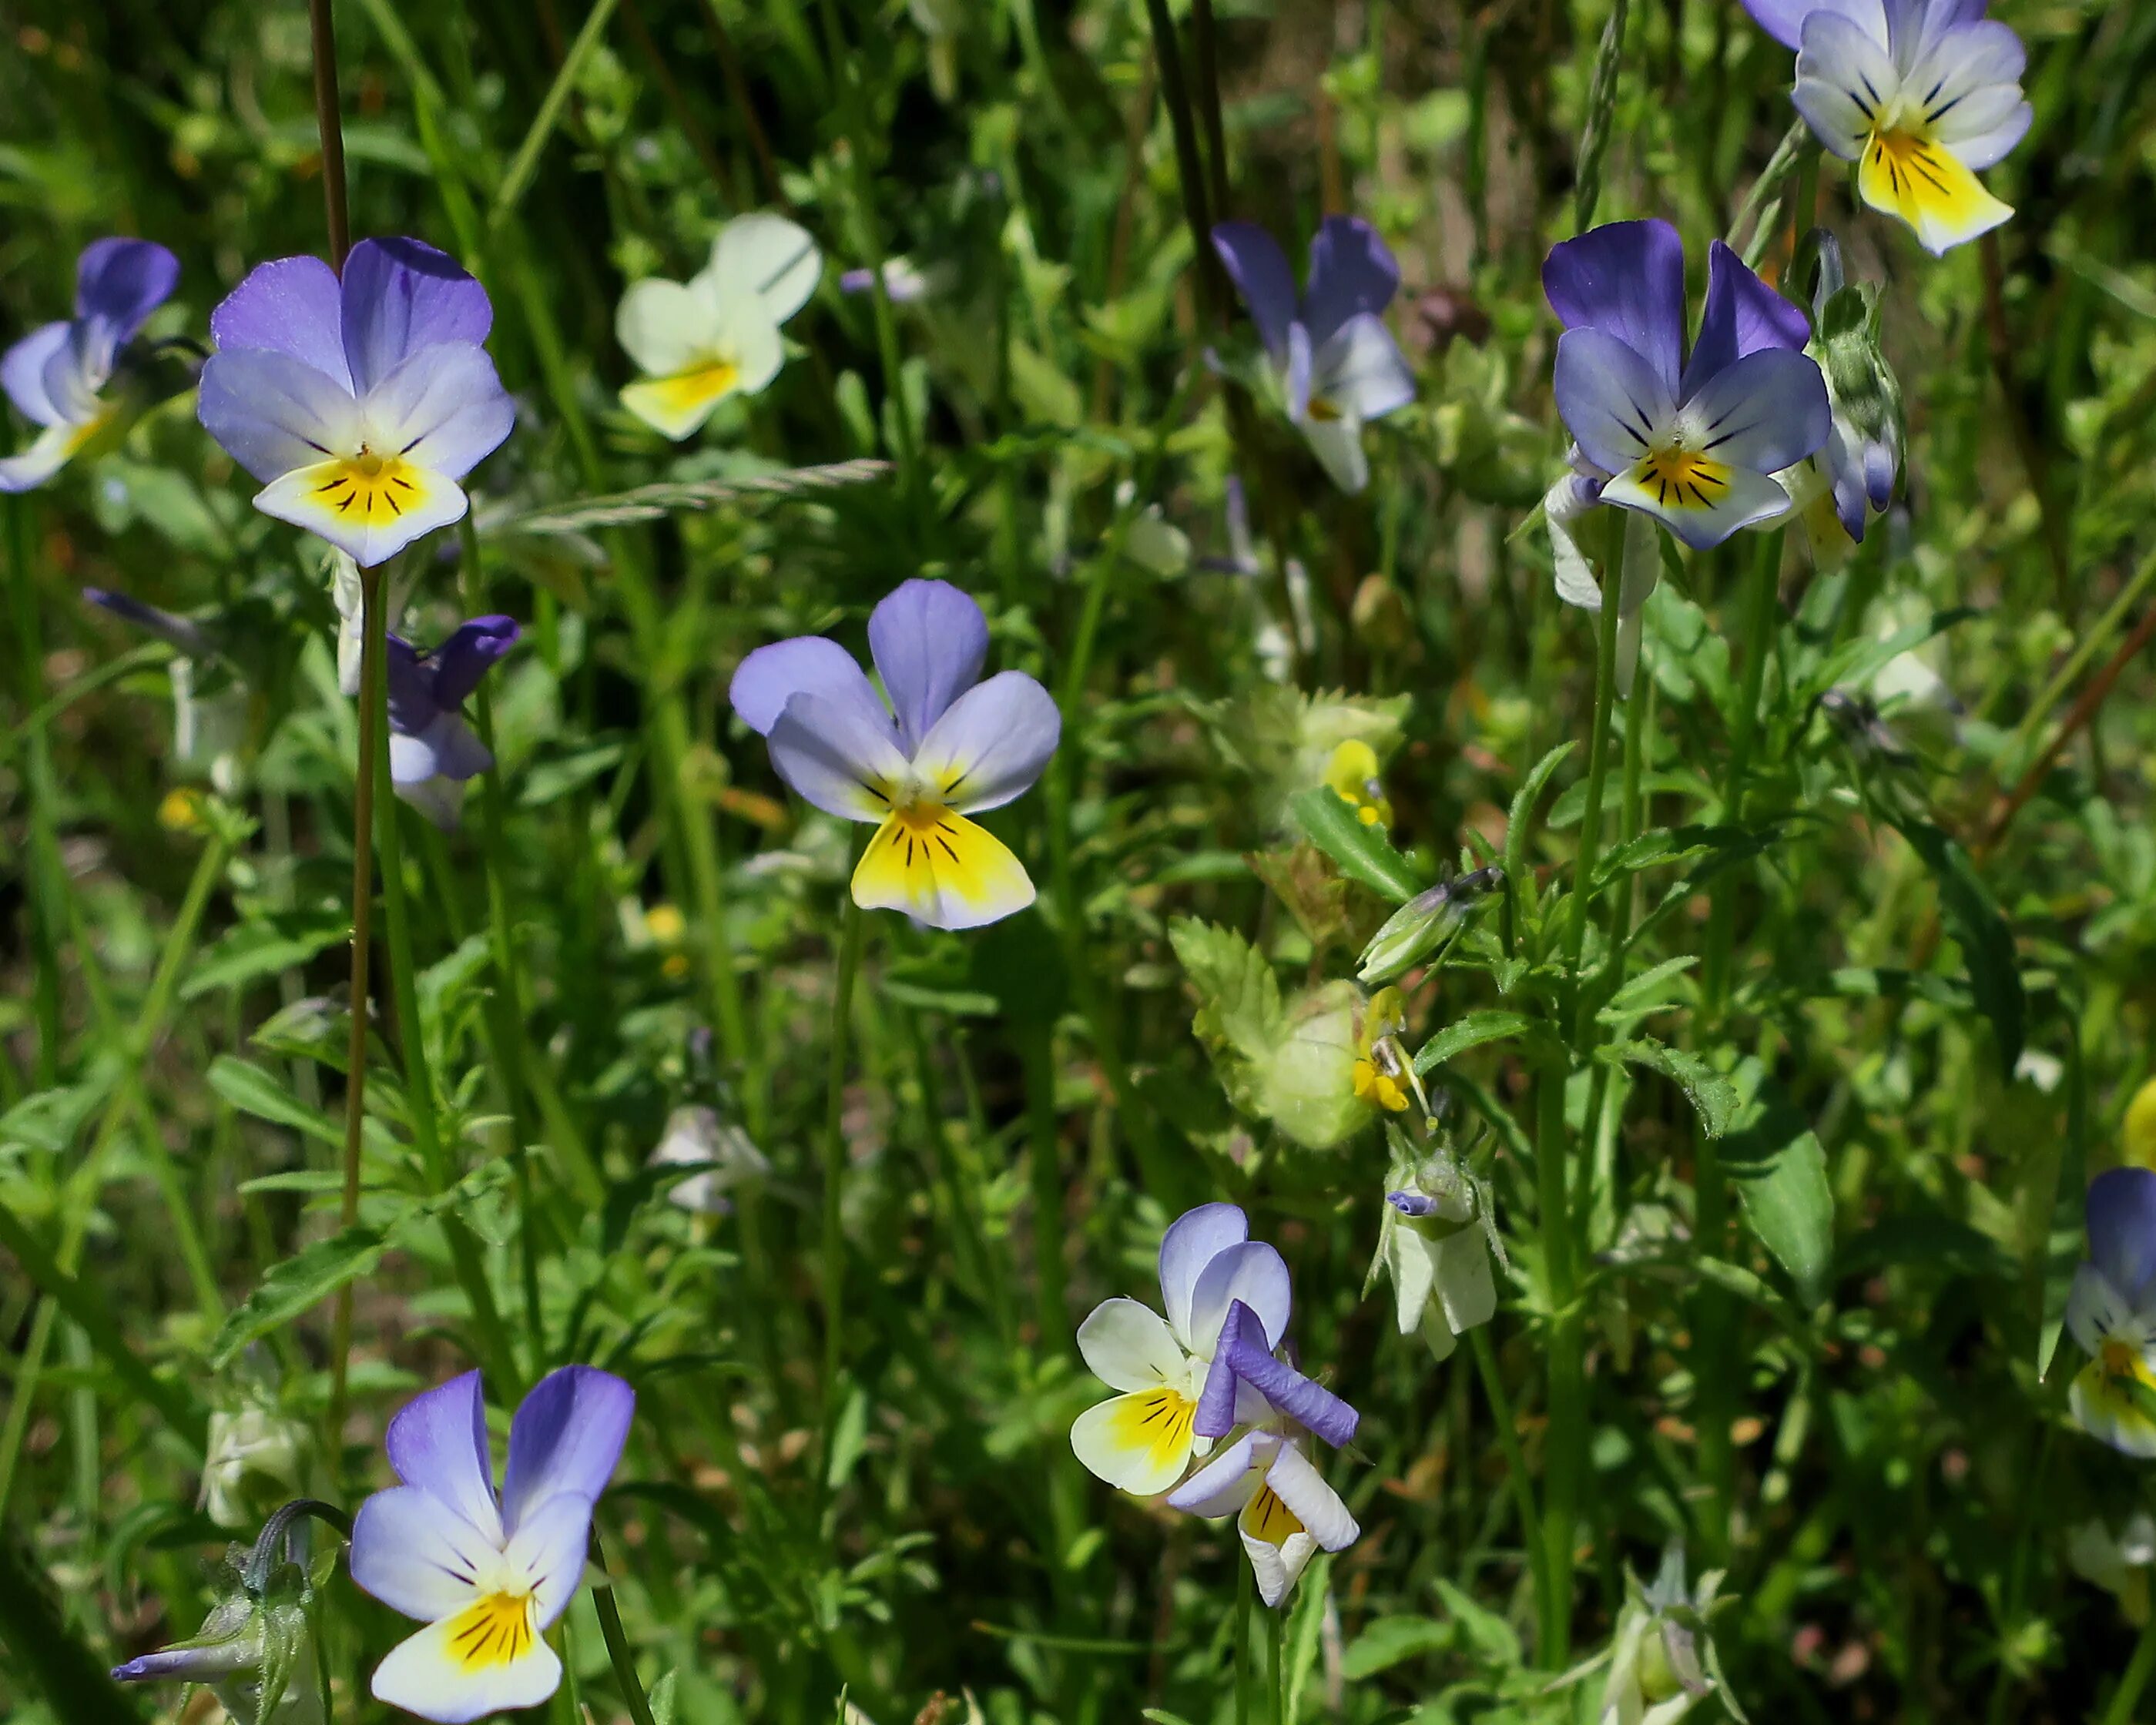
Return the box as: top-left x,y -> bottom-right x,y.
1545,222 -> 1829,690
2067,1167 -> 2156,1457
647,1104 -> 770,1214
198,238 -> 515,568
1211,216 -> 1415,495
1789,233 -> 1904,554
615,213 -> 820,440
348,1366 -> 633,1723
1548,220 -> 1829,553
1745,0 -> 2031,256
387,615 -> 519,830
1164,1423 -> 1360,1608
2,237 -> 179,492
1071,1203 -> 1356,1497
728,578 -> 1059,931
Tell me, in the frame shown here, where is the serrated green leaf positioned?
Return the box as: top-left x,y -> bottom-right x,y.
1721,1069 -> 1835,1301
1288,787 -> 1423,903
183,907 -> 351,1001
1342,1613 -> 1452,1679
1413,1010 -> 1540,1074
1168,918 -> 1286,1064
1608,1040 -> 1740,1137
207,1057 -> 339,1146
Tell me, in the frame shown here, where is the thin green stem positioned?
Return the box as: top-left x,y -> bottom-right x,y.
327,562 -> 387,1454
1997,542 -> 2156,782
2102,1608 -> 2156,1725
491,0 -> 625,226
1469,1327 -> 1550,1630
1023,1024 -> 1067,1348
588,1534 -> 659,1725
1233,1557 -> 1254,1725
1139,0 -> 1222,326
1266,1599 -> 1284,1724
1564,514 -> 1627,1021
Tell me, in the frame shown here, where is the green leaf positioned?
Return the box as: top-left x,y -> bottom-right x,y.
207,1057 -> 339,1147
1413,1010 -> 1540,1075
183,907 -> 351,1001
1608,1040 -> 1740,1138
1721,1068 -> 1835,1301
1886,816 -> 2025,1076
1591,824 -> 1757,892
1342,1614 -> 1452,1680
1799,606 -> 1975,703
1503,742 -> 1576,923
206,1159 -> 515,1367
1287,787 -> 1423,903
1168,919 -> 1286,1063
492,459 -> 893,536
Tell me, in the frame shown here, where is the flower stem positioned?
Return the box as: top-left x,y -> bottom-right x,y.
306,0 -> 350,270
1265,1593 -> 1285,1723
588,1533 -> 659,1725
1233,1557 -> 1254,1725
1469,1327 -> 1550,1630
327,561 -> 387,1457
817,885 -> 867,1449
1021,1023 -> 1067,1349
2101,1599 -> 2156,1725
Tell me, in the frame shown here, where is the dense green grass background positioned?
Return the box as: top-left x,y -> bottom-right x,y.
5,0 -> 2156,1720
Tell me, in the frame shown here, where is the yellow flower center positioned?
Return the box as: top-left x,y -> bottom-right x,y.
1631,447 -> 1733,511
445,1590 -> 538,1672
314,447 -> 424,525
2104,1338 -> 2145,1382
1244,1482 -> 1306,1546
1353,1057 -> 1410,1113
1863,127 -> 1956,207
1109,1387 -> 1199,1474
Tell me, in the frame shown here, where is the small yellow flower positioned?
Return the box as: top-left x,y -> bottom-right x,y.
1352,1057 -> 1410,1114
2126,1077 -> 2156,1173
1351,986 -> 1416,1114
642,903 -> 691,978
1324,739 -> 1393,829
159,787 -> 207,832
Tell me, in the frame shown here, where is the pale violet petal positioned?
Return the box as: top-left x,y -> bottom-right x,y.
347,1485 -> 495,1621
340,238 -> 495,395
1163,1430 -> 1266,1518
1308,312 -> 1413,423
766,690 -> 914,820
198,348 -> 364,482
0,424 -> 84,494
909,671 -> 1060,813
867,578 -> 988,752
362,343 -> 515,483
1674,347 -> 1831,474
728,635 -> 894,739
2069,1264 -> 2128,1359
501,1366 -> 634,1537
1553,328 -> 1676,475
2,323 -> 72,427
1795,12 -> 1903,161
502,1492 -> 599,1628
1187,1241 -> 1293,1357
384,1371 -> 503,1542
210,255 -> 354,391
1157,1202 -> 1249,1352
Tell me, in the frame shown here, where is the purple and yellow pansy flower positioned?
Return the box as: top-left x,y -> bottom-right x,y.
728,578 -> 1059,931
197,238 -> 515,568
2068,1168 -> 2156,1459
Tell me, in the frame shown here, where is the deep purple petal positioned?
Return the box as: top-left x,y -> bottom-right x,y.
867,577 -> 988,752
1543,219 -> 1688,397
501,1365 -> 635,1537
431,615 -> 521,707
75,238 -> 179,343
1195,1302 -> 1360,1446
2,323 -> 73,427
1387,1191 -> 1441,1218
340,237 -> 495,395
386,634 -> 444,748
2088,1168 -> 2156,1307
82,588 -> 215,657
1682,240 -> 1812,399
1301,216 -> 1400,353
728,635 -> 892,739
384,1369 -> 503,1540
210,255 -> 354,392
1211,222 -> 1297,361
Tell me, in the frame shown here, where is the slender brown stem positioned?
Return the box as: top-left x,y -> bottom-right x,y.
1139,0 -> 1222,327
327,564 -> 386,1452
1189,0 -> 1231,226
307,0 -> 351,270
1978,598 -> 2156,859
696,0 -> 791,213
621,0 -> 737,203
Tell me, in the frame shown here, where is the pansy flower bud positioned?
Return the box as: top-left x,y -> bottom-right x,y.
112,1545 -> 321,1725
1594,1549 -> 1733,1725
1358,865 -> 1502,983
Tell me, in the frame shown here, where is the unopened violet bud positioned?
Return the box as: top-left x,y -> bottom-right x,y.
1386,1190 -> 1440,1219
83,587 -> 219,658
113,1539 -> 321,1725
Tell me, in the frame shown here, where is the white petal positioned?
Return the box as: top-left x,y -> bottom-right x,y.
254,457 -> 469,568
615,277 -> 715,378
1431,1228 -> 1497,1336
765,691 -> 913,821
369,1606 -> 562,1725
502,1492 -> 596,1629
2069,1264 -> 2129,1358
706,213 -> 823,325
1299,414 -> 1369,494
1600,462 -> 1793,552
1069,1390 -> 1198,1496
1075,1298 -> 1189,1393
1795,12 -> 1903,161
1262,1443 -> 1360,1552
1309,313 -> 1413,422
1164,1431 -> 1267,1518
